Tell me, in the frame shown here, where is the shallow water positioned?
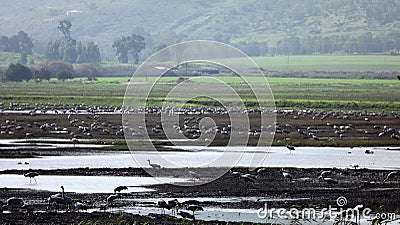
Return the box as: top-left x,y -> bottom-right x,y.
109,205 -> 386,224
0,138 -> 111,150
1,146 -> 399,170
0,174 -> 188,193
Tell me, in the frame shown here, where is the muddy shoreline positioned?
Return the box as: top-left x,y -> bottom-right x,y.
0,111 -> 399,151
0,167 -> 399,224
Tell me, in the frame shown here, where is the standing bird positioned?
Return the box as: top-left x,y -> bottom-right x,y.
351,163 -> 359,170
106,193 -> 120,207
240,174 -> 257,183
286,144 -> 295,154
383,171 -> 399,183
319,176 -> 339,184
281,168 -> 293,180
22,203 -> 35,215
48,186 -> 73,210
157,199 -> 172,214
320,170 -> 333,178
229,170 -> 242,178
188,170 -> 201,180
167,199 -> 180,215
74,201 -> 89,212
113,186 -> 128,193
24,171 -> 39,184
147,159 -> 161,169
6,197 -> 24,211
178,210 -> 195,220
187,204 -> 203,218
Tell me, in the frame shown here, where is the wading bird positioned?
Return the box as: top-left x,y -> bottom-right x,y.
178,210 -> 195,219
6,197 -> 24,211
147,159 -> 161,169
24,171 -> 39,184
188,170 -> 201,180
383,171 -> 399,183
114,186 -> 128,193
157,199 -> 171,214
22,203 -> 34,215
74,201 -> 89,212
48,186 -> 73,210
320,170 -> 333,178
167,199 -> 180,215
319,176 -> 338,184
106,193 -> 120,207
229,170 -> 241,178
240,173 -> 257,183
351,163 -> 359,170
187,204 -> 203,217
286,144 -> 295,153
281,168 -> 293,180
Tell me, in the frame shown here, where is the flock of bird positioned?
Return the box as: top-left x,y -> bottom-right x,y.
0,183 -> 205,220
157,199 -> 204,219
1,159 -> 398,219
0,112 -> 124,140
228,167 -> 399,186
1,102 -> 121,114
1,105 -> 399,221
1,105 -> 400,146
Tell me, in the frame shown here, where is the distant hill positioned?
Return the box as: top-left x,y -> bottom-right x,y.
1,0 -> 399,60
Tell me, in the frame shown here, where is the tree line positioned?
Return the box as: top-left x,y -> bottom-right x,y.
1,19 -> 147,66
0,19 -> 147,82
0,61 -> 99,82
0,31 -> 33,54
234,32 -> 400,57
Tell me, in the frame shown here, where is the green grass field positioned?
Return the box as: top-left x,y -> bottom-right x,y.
254,55 -> 400,72
1,76 -> 399,110
1,53 -> 399,110
1,53 -> 399,72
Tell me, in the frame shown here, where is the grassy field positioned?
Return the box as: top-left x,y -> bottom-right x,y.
1,53 -> 399,73
0,76 -> 399,110
253,55 -> 400,72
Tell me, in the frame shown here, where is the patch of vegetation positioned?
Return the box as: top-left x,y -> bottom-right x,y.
0,76 -> 399,111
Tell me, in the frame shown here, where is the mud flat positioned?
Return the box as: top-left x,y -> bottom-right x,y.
0,110 -> 399,154
0,167 -> 399,224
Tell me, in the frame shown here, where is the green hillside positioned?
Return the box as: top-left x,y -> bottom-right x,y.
0,0 -> 400,60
